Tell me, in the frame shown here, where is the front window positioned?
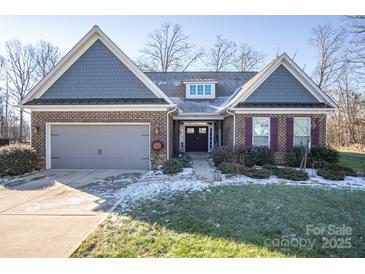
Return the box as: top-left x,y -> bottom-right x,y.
294,117 -> 311,148
197,85 -> 204,95
189,85 -> 196,95
253,117 -> 270,147
186,83 -> 215,98
205,85 -> 212,95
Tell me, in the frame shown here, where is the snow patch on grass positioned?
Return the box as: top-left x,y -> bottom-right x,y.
109,167 -> 365,214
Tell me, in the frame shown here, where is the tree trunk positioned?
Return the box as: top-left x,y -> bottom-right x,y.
19,109 -> 23,142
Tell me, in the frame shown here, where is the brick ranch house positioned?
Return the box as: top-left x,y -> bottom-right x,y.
19,26 -> 337,170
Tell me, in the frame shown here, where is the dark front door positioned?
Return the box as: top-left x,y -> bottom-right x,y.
185,126 -> 208,152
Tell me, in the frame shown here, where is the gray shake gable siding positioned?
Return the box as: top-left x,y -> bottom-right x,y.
245,64 -> 319,103
40,40 -> 157,100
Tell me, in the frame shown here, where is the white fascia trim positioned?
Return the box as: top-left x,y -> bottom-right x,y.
20,26 -> 174,106
234,108 -> 335,114
173,115 -> 224,120
183,80 -> 218,84
23,105 -> 171,112
229,53 -> 338,109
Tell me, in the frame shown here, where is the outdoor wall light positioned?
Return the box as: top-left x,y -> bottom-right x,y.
154,128 -> 159,135
32,126 -> 40,134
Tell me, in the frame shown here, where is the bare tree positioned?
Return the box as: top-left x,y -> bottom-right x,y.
137,23 -> 203,72
207,35 -> 237,71
310,24 -> 346,92
234,44 -> 265,71
348,16 -> 365,79
36,40 -> 61,78
4,40 -> 38,141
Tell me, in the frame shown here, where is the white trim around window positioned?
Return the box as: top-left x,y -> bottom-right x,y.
293,117 -> 311,148
252,117 -> 270,147
185,83 -> 216,99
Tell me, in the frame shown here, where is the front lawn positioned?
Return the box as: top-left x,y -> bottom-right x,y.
73,185 -> 365,258
338,150 -> 365,173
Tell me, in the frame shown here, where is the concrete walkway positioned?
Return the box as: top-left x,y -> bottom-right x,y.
189,153 -> 215,181
0,169 -> 143,258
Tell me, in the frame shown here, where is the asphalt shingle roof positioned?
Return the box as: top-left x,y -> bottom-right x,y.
145,71 -> 257,113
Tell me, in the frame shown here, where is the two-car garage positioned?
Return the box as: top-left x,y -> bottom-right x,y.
47,124 -> 150,170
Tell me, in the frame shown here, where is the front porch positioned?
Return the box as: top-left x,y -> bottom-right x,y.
173,120 -> 223,155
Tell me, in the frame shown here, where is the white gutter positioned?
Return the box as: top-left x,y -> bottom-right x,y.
166,106 -> 178,159
226,108 -> 236,146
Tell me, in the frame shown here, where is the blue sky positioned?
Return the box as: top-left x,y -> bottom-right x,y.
0,16 -> 346,73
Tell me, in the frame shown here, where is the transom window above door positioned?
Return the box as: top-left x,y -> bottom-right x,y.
185,81 -> 216,99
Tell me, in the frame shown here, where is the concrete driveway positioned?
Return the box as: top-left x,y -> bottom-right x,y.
0,169 -> 144,258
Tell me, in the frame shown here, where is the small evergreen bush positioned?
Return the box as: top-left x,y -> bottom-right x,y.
285,147 -> 304,167
309,146 -> 339,167
250,146 -> 274,166
217,162 -> 240,174
275,167 -> 308,181
317,163 -> 357,180
162,158 -> 183,175
242,168 -> 272,179
179,153 -> 192,168
317,169 -> 345,180
0,144 -> 38,176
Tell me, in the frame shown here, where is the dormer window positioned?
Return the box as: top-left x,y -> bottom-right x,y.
185,81 -> 216,99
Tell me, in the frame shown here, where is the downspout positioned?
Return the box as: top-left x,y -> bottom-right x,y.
226,108 -> 236,147
166,106 -> 177,159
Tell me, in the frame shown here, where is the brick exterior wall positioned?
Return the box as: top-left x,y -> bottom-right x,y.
31,111 -> 168,169
234,113 -> 327,163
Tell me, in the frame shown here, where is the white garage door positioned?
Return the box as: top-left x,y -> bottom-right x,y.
50,124 -> 149,169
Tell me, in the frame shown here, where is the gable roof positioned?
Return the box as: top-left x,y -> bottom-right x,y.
20,26 -> 175,106
245,64 -> 319,103
226,53 -> 338,109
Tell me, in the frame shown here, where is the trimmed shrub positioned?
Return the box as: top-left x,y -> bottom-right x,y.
212,146 -> 234,166
218,162 -> 240,174
309,146 -> 339,167
242,168 -> 272,179
317,169 -> 345,181
323,163 -> 357,177
162,158 -> 183,175
243,149 -> 255,167
251,146 -> 274,166
262,164 -> 280,173
212,146 -> 273,167
275,167 -> 309,181
179,153 -> 192,168
212,146 -> 245,166
318,163 -> 357,179
285,147 -> 305,167
0,144 -> 38,176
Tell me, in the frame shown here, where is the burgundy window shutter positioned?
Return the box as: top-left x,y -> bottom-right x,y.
286,117 -> 294,150
270,117 -> 278,152
311,118 -> 320,146
245,117 -> 252,148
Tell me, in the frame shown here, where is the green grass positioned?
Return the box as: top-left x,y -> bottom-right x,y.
338,151 -> 365,173
73,185 -> 365,258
